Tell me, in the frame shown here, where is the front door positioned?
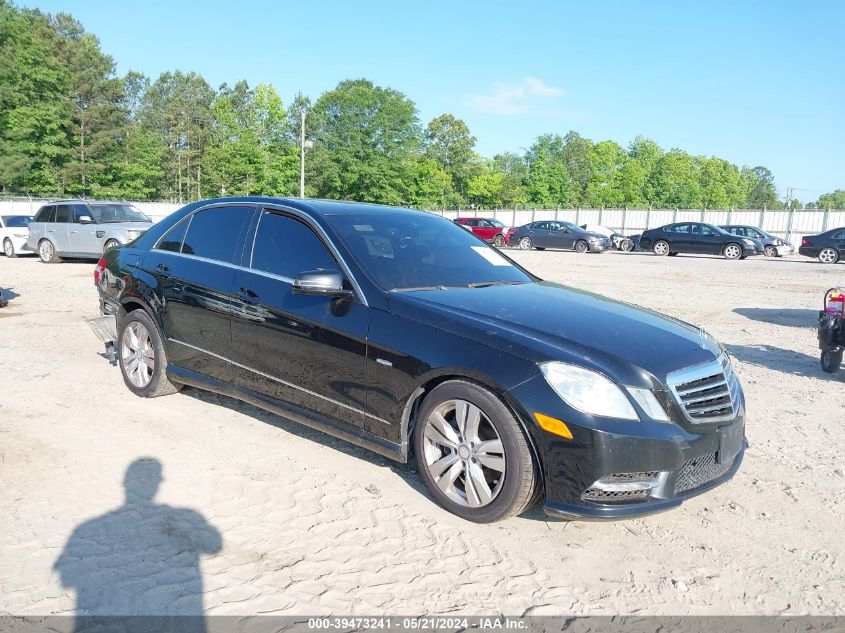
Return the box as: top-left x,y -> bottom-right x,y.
693,224 -> 725,255
229,208 -> 371,431
69,204 -> 101,254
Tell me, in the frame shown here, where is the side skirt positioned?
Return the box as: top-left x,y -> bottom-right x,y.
166,364 -> 405,462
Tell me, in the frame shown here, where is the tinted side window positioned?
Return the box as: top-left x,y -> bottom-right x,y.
34,205 -> 54,222
72,204 -> 91,223
55,205 -> 72,223
180,206 -> 251,262
673,224 -> 690,234
157,217 -> 189,253
251,212 -> 336,279
727,227 -> 743,236
833,230 -> 845,239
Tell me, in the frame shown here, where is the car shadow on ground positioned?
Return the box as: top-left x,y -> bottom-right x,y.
182,387 -> 429,495
725,343 -> 843,380
733,307 -> 818,328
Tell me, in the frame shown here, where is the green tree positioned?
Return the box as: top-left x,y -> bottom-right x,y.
307,79 -> 421,204
699,157 -> 744,209
408,157 -> 454,209
648,149 -> 702,208
524,134 -> 569,206
561,130 -> 593,205
627,136 -> 663,203
741,165 -> 778,208
0,1 -> 70,193
585,140 -> 625,207
490,152 -> 528,207
467,167 -> 506,208
815,189 -> 845,209
424,113 -> 477,199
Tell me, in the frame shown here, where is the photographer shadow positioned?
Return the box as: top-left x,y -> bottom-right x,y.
54,458 -> 222,633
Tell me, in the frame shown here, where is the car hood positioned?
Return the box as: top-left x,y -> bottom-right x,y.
97,222 -> 153,231
389,282 -> 721,386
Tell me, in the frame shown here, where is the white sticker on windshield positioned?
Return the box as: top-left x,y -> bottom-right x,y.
353,224 -> 374,232
471,246 -> 513,267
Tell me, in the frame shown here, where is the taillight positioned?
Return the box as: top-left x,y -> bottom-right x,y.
801,237 -> 811,247
94,257 -> 106,285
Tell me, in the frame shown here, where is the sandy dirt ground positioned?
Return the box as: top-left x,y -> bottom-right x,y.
0,249 -> 842,617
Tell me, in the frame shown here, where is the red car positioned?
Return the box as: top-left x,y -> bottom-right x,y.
452,217 -> 510,247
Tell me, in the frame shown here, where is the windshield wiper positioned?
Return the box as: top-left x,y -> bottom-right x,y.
467,280 -> 526,288
392,285 -> 459,292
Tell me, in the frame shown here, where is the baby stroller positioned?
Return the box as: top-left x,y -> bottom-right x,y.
818,288 -> 844,373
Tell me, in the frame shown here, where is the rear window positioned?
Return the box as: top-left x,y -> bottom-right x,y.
180,206 -> 252,263
34,206 -> 54,222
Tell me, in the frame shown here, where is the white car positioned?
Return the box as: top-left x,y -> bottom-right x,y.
1,215 -> 35,257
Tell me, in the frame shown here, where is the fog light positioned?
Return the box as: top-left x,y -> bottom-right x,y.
581,472 -> 660,503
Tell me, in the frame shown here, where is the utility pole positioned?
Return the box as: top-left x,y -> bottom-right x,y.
300,111 -> 306,198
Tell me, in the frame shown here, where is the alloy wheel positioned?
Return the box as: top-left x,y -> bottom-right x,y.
575,240 -> 588,254
518,237 -> 532,250
653,241 -> 669,256
764,245 -> 777,257
39,240 -> 53,262
493,235 -> 505,247
121,321 -> 155,388
819,248 -> 838,264
420,399 -> 506,508
3,239 -> 12,257
724,244 -> 742,259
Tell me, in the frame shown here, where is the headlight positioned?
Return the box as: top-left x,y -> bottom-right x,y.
627,388 -> 670,422
126,230 -> 141,241
540,362 -> 639,420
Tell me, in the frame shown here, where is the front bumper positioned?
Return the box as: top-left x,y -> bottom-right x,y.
774,244 -> 794,256
742,244 -> 763,256
506,373 -> 746,520
588,240 -> 611,252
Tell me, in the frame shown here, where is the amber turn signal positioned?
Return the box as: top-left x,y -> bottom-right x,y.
533,412 -> 573,439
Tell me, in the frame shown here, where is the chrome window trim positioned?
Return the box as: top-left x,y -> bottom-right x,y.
153,212 -> 193,253
168,337 -> 390,426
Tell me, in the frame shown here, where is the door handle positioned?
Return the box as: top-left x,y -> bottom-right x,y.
156,263 -> 171,277
237,287 -> 260,305
48,229 -> 55,233
70,230 -> 79,234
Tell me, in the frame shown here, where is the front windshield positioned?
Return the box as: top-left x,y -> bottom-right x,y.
489,219 -> 505,227
89,204 -> 151,223
705,224 -> 731,236
1,215 -> 31,228
563,222 -> 587,233
328,212 -> 532,291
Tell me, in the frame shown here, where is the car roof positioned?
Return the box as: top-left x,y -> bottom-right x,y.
178,196 -> 432,218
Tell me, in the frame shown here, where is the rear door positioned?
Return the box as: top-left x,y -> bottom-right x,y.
28,205 -> 53,248
669,224 -> 693,252
50,204 -> 73,253
229,208 -> 370,430
144,204 -> 254,382
475,220 -> 495,241
832,229 -> 845,256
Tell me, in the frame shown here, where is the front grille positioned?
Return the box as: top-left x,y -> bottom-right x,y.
667,354 -> 740,424
601,471 -> 659,482
582,488 -> 650,503
674,452 -> 734,494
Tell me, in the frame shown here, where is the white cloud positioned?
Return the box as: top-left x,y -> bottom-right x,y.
465,76 -> 566,116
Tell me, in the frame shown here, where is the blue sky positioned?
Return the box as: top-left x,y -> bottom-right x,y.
20,0 -> 845,202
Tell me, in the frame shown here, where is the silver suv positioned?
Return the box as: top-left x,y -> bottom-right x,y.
28,200 -> 154,263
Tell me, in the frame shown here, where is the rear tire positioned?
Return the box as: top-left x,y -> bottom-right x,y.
818,247 -> 839,264
413,380 -> 537,523
821,350 -> 843,373
653,240 -> 670,256
38,239 -> 60,263
493,234 -> 505,247
3,239 -> 16,258
574,240 -> 589,254
118,309 -> 182,398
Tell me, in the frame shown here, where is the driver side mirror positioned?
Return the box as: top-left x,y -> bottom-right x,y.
79,215 -> 93,224
292,270 -> 353,297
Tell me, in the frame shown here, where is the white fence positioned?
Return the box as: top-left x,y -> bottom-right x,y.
2,196 -> 843,245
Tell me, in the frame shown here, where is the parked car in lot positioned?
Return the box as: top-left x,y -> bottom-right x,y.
639,222 -> 763,259
579,224 -> 628,250
452,217 -> 510,247
1,215 -> 34,257
94,197 -> 745,523
28,200 -> 153,263
509,221 -> 611,252
798,227 -> 845,264
720,225 -> 794,257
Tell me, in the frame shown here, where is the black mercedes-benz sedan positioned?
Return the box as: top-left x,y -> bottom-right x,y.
639,222 -> 763,259
95,197 -> 745,523
798,227 -> 845,264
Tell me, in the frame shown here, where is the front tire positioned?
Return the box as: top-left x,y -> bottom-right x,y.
518,236 -> 533,250
620,238 -> 634,252
3,239 -> 15,258
653,240 -> 670,256
723,243 -> 743,260
104,239 -> 121,252
38,239 -> 60,263
821,350 -> 843,373
818,247 -> 839,264
764,245 -> 778,257
118,309 -> 182,398
574,240 -> 589,254
413,381 -> 537,523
